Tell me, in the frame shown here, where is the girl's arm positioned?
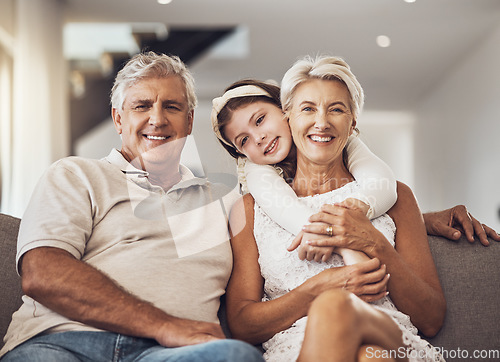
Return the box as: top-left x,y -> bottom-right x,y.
244,159 -> 311,236
346,135 -> 397,219
245,160 -> 368,265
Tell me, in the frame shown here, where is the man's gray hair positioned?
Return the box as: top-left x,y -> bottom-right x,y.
281,55 -> 364,121
111,51 -> 197,112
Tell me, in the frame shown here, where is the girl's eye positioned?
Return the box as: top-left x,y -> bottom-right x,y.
241,136 -> 248,147
256,116 -> 264,126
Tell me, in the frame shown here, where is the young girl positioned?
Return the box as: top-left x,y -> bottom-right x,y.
210,79 -> 397,265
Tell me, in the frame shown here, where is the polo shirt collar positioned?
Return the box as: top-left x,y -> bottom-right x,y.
104,148 -> 208,191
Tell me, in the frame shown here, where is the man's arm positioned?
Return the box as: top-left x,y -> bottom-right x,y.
423,205 -> 500,246
20,247 -> 225,347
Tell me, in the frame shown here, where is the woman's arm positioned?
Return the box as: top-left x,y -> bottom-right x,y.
346,136 -> 397,219
303,182 -> 446,337
226,194 -> 390,344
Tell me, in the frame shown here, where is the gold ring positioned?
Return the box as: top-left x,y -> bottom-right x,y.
326,225 -> 333,237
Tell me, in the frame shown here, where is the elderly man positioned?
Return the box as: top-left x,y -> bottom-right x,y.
0,52 -> 263,361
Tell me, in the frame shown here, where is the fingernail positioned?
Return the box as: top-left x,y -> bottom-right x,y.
385,291 -> 390,296
387,273 -> 391,279
453,231 -> 460,238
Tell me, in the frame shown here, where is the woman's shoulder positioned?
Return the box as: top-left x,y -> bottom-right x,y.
228,193 -> 256,237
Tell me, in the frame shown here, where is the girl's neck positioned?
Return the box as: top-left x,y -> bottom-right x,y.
292,154 -> 354,197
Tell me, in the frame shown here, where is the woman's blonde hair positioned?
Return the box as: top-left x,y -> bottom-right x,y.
280,55 -> 364,121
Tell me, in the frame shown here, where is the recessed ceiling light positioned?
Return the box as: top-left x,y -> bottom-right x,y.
404,0 -> 416,3
157,0 -> 172,4
376,35 -> 391,48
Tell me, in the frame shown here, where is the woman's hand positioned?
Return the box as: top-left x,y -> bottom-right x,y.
423,205 -> 500,246
294,203 -> 387,257
304,258 -> 390,303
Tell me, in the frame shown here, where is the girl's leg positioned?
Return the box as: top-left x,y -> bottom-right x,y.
298,289 -> 407,362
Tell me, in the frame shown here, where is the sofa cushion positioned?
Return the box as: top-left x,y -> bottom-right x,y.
426,235 -> 500,361
0,213 -> 22,350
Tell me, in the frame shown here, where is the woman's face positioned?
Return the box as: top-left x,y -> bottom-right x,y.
223,101 -> 293,165
288,79 -> 356,168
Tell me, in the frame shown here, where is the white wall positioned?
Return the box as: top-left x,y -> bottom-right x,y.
357,111 -> 415,189
413,24 -> 500,230
0,0 -> 69,217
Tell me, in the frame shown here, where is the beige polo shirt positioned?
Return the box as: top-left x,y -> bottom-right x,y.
1,149 -> 240,356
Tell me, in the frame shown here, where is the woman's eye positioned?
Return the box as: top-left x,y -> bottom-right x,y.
256,116 -> 264,126
332,107 -> 344,113
241,136 -> 248,147
302,107 -> 313,112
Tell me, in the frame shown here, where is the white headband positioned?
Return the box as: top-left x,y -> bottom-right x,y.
211,85 -> 272,147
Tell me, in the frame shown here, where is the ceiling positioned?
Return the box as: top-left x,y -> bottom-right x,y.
63,0 -> 500,111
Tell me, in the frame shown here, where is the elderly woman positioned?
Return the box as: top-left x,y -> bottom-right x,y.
224,56 -> 447,362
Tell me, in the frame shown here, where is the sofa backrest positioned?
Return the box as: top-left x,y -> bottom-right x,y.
0,213 -> 23,350
426,235 -> 500,361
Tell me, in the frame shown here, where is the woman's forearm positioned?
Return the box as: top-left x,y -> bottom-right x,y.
369,239 -> 446,336
228,286 -> 314,345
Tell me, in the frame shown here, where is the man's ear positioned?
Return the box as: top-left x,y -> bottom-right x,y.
187,109 -> 194,135
112,108 -> 123,134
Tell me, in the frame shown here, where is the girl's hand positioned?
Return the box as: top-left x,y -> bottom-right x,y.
292,231 -> 336,262
338,197 -> 370,217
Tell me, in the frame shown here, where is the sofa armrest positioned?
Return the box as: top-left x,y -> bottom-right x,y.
426,235 -> 500,361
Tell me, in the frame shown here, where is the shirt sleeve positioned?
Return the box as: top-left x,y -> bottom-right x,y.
345,135 -> 397,219
244,160 -> 313,235
16,159 -> 94,274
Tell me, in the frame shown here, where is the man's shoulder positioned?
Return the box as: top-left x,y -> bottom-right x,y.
50,156 -> 113,172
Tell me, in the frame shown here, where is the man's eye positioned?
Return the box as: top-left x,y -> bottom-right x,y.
167,105 -> 181,111
134,105 -> 148,110
256,116 -> 264,126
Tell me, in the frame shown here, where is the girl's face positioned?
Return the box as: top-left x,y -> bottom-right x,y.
288,79 -> 356,168
223,101 -> 293,165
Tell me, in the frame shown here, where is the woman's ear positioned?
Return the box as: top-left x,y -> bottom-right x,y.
350,118 -> 357,135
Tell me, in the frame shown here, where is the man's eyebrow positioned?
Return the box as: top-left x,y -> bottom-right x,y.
162,99 -> 186,107
129,98 -> 153,106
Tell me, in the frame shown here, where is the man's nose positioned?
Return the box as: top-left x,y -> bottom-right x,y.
149,105 -> 167,126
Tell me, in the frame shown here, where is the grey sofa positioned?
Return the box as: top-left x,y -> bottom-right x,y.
1,212 -> 499,361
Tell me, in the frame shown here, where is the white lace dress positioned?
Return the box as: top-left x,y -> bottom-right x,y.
253,182 -> 444,362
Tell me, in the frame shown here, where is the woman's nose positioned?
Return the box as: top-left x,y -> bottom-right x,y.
314,111 -> 330,130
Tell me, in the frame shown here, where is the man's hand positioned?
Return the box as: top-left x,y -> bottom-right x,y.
423,205 -> 500,246
156,317 -> 225,347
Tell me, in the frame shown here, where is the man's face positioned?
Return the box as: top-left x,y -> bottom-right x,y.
112,76 -> 194,169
